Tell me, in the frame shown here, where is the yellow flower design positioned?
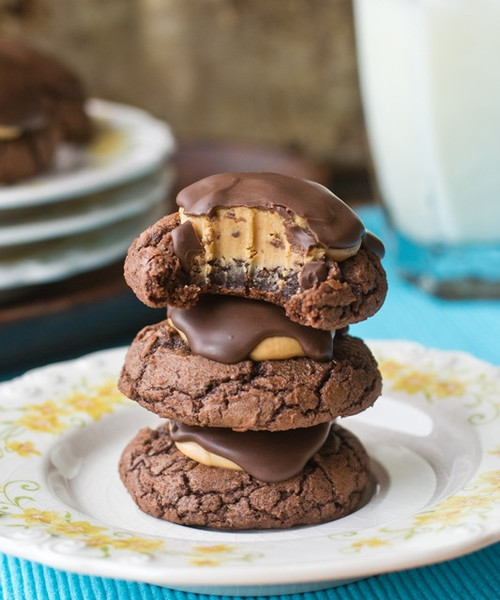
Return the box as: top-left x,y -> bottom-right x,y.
11,380 -> 126,439
431,379 -> 468,399
378,359 -> 405,379
110,536 -> 163,553
10,507 -> 163,556
381,366 -> 468,400
48,519 -> 106,538
5,440 -> 40,457
350,538 -> 389,550
63,392 -> 114,420
190,559 -> 221,567
488,446 -> 500,458
81,534 -> 117,549
94,381 -> 125,404
414,494 -> 492,526
17,402 -> 68,434
391,371 -> 438,395
477,470 -> 500,492
13,508 -> 61,526
192,544 -> 237,554
63,381 -> 125,420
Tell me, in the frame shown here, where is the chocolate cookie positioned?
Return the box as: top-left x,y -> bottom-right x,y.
0,37 -> 92,143
0,60 -> 60,183
118,321 -> 382,431
119,421 -> 370,530
123,173 -> 387,331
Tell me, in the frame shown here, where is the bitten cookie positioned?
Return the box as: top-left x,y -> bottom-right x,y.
119,421 -> 370,530
118,320 -> 382,431
124,172 -> 387,330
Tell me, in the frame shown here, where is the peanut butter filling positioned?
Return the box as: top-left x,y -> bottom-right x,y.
169,421 -> 241,472
174,440 -> 243,472
179,206 -> 360,275
167,295 -> 333,363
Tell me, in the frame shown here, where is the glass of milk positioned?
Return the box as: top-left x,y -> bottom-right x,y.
353,0 -> 500,297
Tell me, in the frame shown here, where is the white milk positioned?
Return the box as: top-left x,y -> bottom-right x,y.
353,0 -> 500,245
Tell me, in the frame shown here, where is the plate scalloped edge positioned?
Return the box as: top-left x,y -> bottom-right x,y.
0,340 -> 498,594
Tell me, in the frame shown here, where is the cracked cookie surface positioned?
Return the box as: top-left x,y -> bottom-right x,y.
118,321 -> 382,431
119,421 -> 370,530
123,212 -> 387,331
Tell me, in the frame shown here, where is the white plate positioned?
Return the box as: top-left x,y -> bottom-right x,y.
0,201 -> 165,292
0,167 -> 174,247
0,99 -> 176,209
0,341 -> 498,596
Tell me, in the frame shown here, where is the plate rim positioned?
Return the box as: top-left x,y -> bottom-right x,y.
0,167 -> 174,248
0,341 -> 498,590
0,202 -> 165,291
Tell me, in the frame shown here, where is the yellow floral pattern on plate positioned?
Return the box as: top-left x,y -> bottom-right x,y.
328,347 -> 500,553
0,380 -> 167,558
0,343 -> 498,570
0,370 -> 260,565
1,380 -> 125,458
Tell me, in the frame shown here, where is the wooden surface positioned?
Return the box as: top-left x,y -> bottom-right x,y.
0,0 -> 368,169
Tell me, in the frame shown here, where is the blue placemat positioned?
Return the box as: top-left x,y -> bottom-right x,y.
1,206 -> 499,599
1,542 -> 499,600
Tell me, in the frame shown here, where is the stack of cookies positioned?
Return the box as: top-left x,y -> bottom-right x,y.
118,172 -> 387,530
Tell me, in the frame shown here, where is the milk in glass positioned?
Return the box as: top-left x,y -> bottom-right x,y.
353,0 -> 500,296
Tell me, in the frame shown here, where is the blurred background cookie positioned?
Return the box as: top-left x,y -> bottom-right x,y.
0,54 -> 60,183
0,36 -> 92,184
0,36 -> 92,143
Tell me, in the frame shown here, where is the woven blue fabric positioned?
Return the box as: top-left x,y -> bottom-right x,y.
1,206 -> 499,599
1,543 -> 499,600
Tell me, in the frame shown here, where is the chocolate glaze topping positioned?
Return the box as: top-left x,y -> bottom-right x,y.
171,220 -> 203,271
168,295 -> 334,363
362,230 -> 385,258
177,172 -> 366,250
299,261 -> 329,290
170,420 -> 332,482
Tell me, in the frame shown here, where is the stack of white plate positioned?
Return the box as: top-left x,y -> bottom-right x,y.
0,99 -> 176,300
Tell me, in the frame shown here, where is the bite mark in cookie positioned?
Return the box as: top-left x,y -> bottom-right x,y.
124,200 -> 387,331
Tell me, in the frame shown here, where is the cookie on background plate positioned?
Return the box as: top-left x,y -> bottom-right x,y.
0,36 -> 92,143
0,60 -> 60,183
